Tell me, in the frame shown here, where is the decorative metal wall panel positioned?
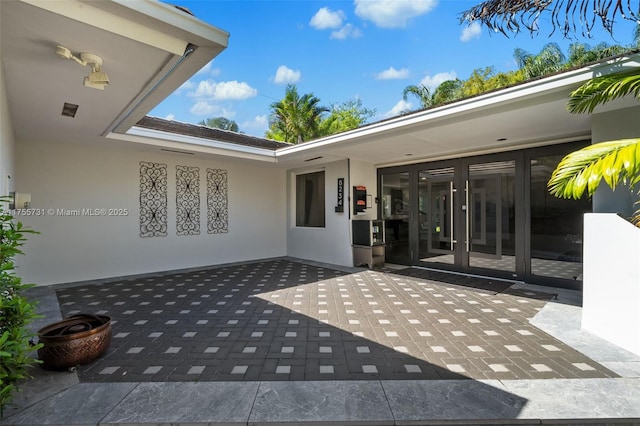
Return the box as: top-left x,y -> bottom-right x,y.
139,162 -> 168,237
176,165 -> 200,236
207,168 -> 228,234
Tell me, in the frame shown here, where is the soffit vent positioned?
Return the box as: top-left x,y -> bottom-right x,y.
61,103 -> 79,118
160,148 -> 194,155
304,156 -> 323,162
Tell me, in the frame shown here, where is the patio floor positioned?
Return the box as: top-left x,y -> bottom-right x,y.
4,258 -> 640,425
54,259 -> 613,382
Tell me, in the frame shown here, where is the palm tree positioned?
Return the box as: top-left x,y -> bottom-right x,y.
431,79 -> 464,105
548,67 -> 640,224
566,42 -> 627,69
402,84 -> 432,109
566,67 -> 640,114
514,43 -> 566,79
461,0 -> 640,38
267,84 -> 328,144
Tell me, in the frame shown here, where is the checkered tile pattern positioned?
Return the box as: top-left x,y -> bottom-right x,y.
54,260 -> 616,382
423,254 -> 582,280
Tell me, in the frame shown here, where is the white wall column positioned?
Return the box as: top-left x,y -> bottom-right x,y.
0,53 -> 16,197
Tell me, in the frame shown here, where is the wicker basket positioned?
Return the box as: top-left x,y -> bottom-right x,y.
37,314 -> 111,370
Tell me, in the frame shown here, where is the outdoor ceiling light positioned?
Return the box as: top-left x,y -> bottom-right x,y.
56,46 -> 110,90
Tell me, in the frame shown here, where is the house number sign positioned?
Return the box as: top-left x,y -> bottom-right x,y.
335,177 -> 344,213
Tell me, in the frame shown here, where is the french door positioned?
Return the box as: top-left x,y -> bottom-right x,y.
379,143 -> 590,288
381,153 -> 523,281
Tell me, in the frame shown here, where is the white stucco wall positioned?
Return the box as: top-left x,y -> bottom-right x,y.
591,106 -> 640,217
285,159 -> 379,268
349,159 -> 378,221
286,160 -> 352,266
14,137 -> 286,285
582,213 -> 640,356
0,57 -> 16,197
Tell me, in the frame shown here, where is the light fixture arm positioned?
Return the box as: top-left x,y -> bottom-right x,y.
56,45 -> 109,90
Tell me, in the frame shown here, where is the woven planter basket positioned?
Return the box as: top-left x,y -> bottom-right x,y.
37,314 -> 111,370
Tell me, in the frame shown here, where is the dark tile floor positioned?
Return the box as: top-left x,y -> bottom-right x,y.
53,259 -> 617,383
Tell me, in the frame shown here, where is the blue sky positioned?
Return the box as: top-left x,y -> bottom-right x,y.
150,0 -> 639,137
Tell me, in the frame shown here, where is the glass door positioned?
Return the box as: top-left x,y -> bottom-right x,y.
466,160 -> 518,275
378,144 -> 587,287
418,167 -> 456,266
415,156 -> 521,279
380,171 -> 411,265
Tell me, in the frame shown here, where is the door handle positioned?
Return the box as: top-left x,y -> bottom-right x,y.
450,182 -> 456,250
465,180 -> 470,253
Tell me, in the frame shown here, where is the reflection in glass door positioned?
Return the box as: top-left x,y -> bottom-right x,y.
378,143 -> 588,287
467,161 -> 516,273
380,172 -> 410,264
530,153 -> 590,280
418,167 -> 455,265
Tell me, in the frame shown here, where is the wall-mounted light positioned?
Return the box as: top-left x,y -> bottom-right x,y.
56,45 -> 110,90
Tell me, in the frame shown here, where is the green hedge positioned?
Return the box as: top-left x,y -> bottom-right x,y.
0,197 -> 41,418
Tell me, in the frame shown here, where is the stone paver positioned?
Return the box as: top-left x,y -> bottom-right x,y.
52,259 -> 617,383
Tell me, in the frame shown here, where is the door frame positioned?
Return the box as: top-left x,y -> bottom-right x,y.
378,151 -> 525,281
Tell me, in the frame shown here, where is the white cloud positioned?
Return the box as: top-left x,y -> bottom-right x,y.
220,108 -> 236,119
386,99 -> 412,117
242,115 -> 268,133
354,0 -> 437,28
310,7 -> 345,29
273,65 -> 301,84
330,23 -> 363,39
190,101 -> 218,116
460,22 -> 481,42
190,80 -> 257,100
165,113 -> 175,120
419,71 -> 457,91
376,66 -> 409,80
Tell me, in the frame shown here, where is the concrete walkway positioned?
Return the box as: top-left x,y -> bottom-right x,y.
3,258 -> 640,425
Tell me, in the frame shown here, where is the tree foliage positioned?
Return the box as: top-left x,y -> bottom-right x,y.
548,139 -> 640,200
320,99 -> 377,136
198,117 -> 240,132
402,84 -> 433,109
460,0 -> 640,38
266,84 -> 329,144
514,43 -> 566,79
401,41 -> 633,113
266,86 -> 376,143
566,67 -> 640,113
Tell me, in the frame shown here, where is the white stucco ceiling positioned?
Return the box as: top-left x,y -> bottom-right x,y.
0,0 -> 227,143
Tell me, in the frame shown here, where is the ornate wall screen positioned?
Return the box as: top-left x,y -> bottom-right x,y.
139,161 -> 168,237
207,168 -> 228,234
176,165 -> 201,236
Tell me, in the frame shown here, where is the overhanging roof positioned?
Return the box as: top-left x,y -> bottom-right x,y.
120,52 -> 640,168
0,0 -> 228,143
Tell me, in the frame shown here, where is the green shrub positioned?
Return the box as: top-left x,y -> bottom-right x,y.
0,196 -> 41,418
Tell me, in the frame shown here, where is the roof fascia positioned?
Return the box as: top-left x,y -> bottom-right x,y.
274,54 -> 640,159
19,0 -> 188,55
110,127 -> 278,162
107,0 -> 229,47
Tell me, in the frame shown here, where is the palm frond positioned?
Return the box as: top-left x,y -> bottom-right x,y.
548,138 -> 640,199
567,68 -> 640,113
460,0 -> 640,38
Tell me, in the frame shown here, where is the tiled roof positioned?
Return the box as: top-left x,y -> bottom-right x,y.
136,116 -> 291,150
